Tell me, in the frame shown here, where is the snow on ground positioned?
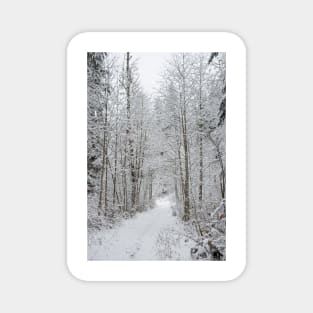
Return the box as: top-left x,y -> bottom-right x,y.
88,196 -> 193,260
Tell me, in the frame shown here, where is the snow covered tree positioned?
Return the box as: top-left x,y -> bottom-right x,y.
88,52 -> 226,261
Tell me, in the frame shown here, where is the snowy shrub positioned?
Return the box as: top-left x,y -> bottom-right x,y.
189,200 -> 226,260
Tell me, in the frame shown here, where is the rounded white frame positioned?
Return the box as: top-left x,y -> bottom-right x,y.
67,32 -> 246,281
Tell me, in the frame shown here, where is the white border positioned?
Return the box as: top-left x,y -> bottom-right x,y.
67,32 -> 246,281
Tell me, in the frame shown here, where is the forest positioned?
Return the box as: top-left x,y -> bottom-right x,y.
87,52 -> 226,260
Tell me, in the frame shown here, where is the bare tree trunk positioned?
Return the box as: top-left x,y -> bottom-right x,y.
136,132 -> 145,210
199,135 -> 203,206
113,75 -> 119,207
98,119 -> 107,215
135,97 -> 145,210
178,136 -> 184,215
182,108 -> 190,221
98,68 -> 109,215
198,57 -> 204,210
104,101 -> 108,211
125,52 -> 136,210
113,123 -> 118,207
148,169 -> 153,205
181,54 -> 190,221
98,128 -> 106,215
174,161 -> 180,214
123,141 -> 128,211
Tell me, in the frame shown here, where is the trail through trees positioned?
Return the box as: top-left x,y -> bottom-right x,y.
88,52 -> 226,260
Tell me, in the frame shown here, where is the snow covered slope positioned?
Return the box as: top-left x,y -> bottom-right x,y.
88,197 -> 193,260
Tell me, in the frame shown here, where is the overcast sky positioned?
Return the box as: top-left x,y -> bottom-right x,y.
132,53 -> 171,95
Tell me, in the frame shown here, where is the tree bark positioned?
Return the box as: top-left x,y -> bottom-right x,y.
198,57 -> 204,210
180,55 -> 190,221
125,52 -> 136,210
98,56 -> 109,215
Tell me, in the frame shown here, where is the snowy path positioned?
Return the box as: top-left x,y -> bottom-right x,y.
88,197 -> 193,260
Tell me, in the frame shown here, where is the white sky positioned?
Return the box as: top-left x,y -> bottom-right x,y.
132,53 -> 171,95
